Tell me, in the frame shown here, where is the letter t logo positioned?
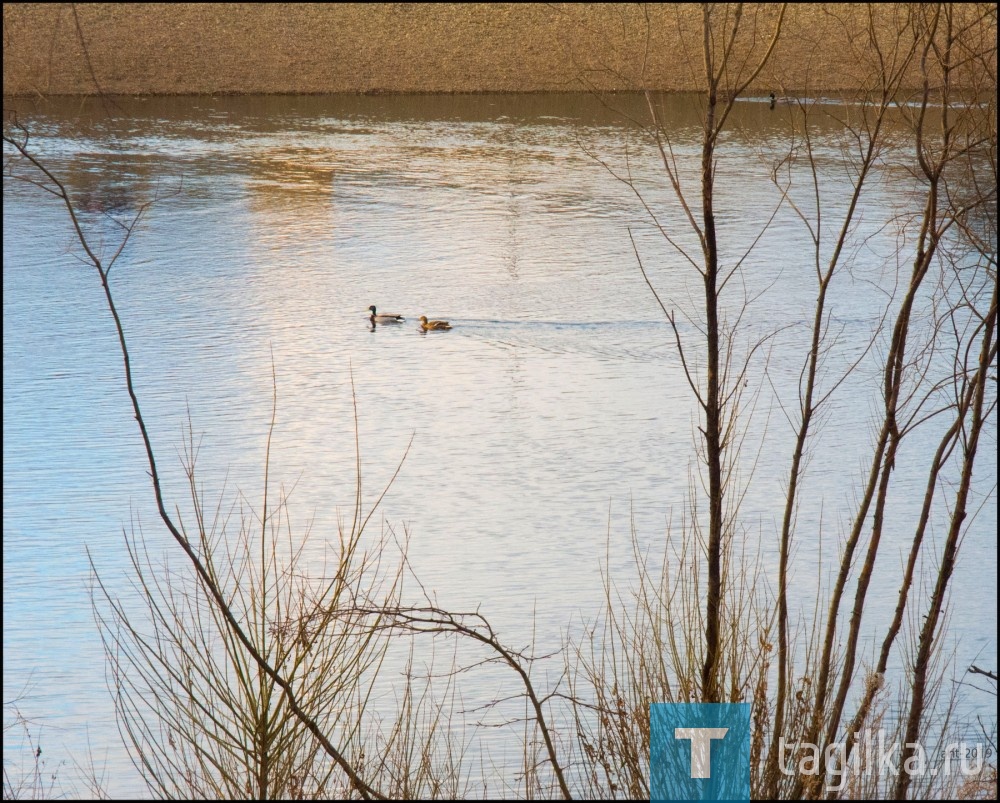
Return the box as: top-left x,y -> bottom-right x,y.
674,727 -> 729,778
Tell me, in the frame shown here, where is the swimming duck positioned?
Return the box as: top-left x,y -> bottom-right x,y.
369,305 -> 405,323
418,315 -> 452,331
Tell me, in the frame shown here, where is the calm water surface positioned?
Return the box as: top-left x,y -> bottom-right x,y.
4,94 -> 996,796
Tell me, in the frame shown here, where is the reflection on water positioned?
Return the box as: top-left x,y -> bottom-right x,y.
246,146 -> 336,211
3,93 -> 996,797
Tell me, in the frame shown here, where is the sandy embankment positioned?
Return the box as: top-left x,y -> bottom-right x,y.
3,3 -> 966,97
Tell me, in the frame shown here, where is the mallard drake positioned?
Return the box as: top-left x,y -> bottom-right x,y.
418,315 -> 452,331
369,305 -> 404,323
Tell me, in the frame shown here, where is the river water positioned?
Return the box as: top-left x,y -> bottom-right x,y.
3,93 -> 996,797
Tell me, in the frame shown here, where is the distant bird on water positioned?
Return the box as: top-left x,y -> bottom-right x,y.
418,315 -> 452,331
369,305 -> 405,323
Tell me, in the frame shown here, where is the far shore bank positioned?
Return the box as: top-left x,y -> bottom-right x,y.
5,4 -> 991,98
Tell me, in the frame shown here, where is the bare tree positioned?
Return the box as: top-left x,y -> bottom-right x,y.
3,117 -> 389,800
562,3 -> 995,799
4,109 -> 574,800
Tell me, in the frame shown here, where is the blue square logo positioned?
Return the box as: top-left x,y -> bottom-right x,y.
650,703 -> 750,801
